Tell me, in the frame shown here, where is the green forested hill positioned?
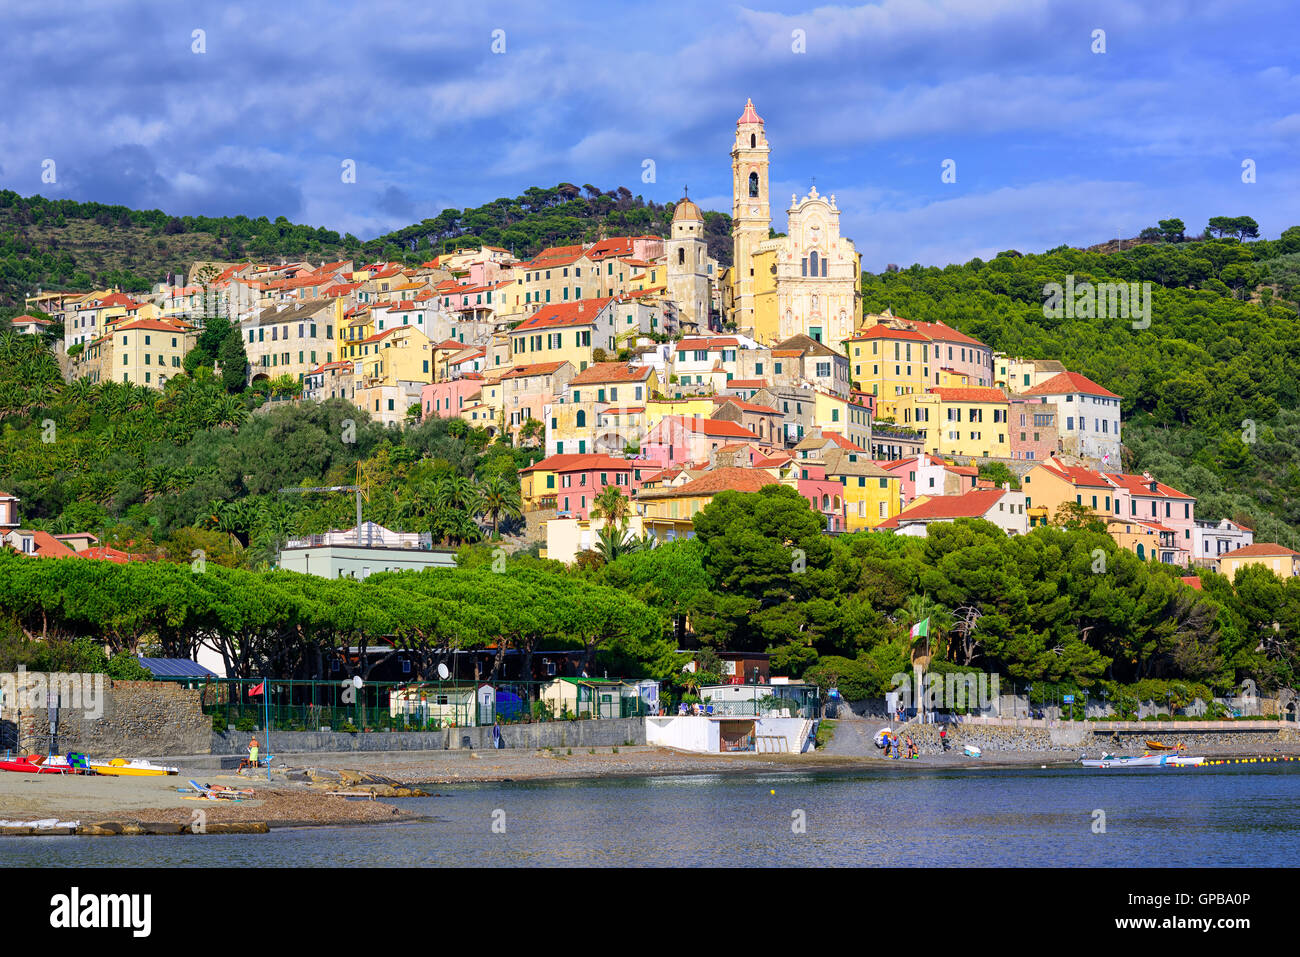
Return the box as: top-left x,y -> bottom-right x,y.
0,186 -> 732,308
861,226 -> 1300,545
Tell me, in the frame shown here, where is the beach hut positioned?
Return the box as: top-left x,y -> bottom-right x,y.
539,678 -> 625,719
389,683 -> 478,728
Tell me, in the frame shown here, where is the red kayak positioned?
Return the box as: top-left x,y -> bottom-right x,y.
0,755 -> 75,774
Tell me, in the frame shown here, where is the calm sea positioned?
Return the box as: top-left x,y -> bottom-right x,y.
5,763 -> 1298,867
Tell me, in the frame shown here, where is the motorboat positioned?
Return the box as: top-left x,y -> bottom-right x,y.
43,755 -> 178,776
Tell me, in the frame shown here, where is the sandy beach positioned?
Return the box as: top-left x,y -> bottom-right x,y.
4,739 -> 1297,831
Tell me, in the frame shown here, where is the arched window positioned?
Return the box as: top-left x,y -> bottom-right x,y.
576,410 -> 586,427
748,172 -> 758,197
809,250 -> 819,275
678,248 -> 685,265
1136,543 -> 1145,560
750,133 -> 756,148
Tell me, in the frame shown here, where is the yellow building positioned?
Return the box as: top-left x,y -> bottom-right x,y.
820,447 -> 901,530
910,387 -> 1010,459
355,325 -> 435,388
844,323 -> 932,421
644,395 -> 716,431
1021,459 -> 1114,520
111,319 -> 195,389
1217,543 -> 1300,579
508,297 -> 618,372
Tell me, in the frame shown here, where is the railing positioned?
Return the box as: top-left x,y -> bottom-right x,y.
156,677 -> 657,732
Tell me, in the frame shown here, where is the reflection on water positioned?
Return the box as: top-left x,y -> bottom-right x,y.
5,764 -> 1299,868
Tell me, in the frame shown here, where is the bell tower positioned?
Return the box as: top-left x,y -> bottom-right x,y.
731,98 -> 770,332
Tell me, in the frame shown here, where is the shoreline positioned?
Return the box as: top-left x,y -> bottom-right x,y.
4,743 -> 1299,834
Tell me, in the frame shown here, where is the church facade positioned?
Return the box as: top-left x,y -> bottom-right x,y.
728,99 -> 860,347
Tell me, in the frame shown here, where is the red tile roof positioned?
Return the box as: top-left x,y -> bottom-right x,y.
515,297 -> 615,331
570,362 -> 655,385
1022,371 -> 1120,399
115,319 -> 192,334
655,416 -> 760,439
676,337 -> 739,351
928,387 -> 1008,403
1039,459 -> 1112,488
1219,543 -> 1299,559
520,454 -> 639,474
876,488 -> 1009,528
1103,473 -> 1194,500
906,320 -> 986,348
642,467 -> 776,498
499,361 -> 569,379
850,323 -> 930,342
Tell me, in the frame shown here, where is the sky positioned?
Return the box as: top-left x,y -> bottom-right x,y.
2,0 -> 1298,270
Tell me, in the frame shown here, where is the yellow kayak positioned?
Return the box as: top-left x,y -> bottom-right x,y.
88,758 -> 179,777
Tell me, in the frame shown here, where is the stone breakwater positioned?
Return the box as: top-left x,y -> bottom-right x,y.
874,722 -> 1298,756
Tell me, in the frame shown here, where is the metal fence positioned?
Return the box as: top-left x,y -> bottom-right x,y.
155,677 -> 657,733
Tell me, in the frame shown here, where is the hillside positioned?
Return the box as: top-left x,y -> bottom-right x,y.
0,187 -> 733,308
862,225 -> 1300,546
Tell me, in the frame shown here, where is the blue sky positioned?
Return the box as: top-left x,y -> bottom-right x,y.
3,0 -> 1298,270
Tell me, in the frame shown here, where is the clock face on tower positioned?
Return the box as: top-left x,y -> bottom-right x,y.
749,205 -> 759,215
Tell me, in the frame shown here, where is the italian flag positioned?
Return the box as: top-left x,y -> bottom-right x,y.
910,618 -> 929,639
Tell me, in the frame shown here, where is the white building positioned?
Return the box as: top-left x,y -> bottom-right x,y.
1020,371 -> 1122,467
1193,518 -> 1254,567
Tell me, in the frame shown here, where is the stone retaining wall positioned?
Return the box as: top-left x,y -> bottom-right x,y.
211,716 -> 646,755
867,720 -> 1293,756
0,673 -> 210,757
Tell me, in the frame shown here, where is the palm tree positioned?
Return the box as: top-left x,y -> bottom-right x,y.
590,485 -> 632,529
476,474 -> 522,539
593,523 -> 647,563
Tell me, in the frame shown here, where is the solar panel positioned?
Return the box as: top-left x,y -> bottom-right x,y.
137,657 -> 217,678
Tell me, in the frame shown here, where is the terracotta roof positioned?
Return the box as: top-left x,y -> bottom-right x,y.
655,416 -> 759,439
712,396 -> 780,415
6,530 -> 77,558
514,297 -> 615,332
115,319 -> 191,334
928,387 -> 1007,403
851,323 -> 930,342
639,467 -> 775,499
1181,576 -> 1203,590
724,379 -> 767,389
906,320 -> 986,348
1102,472 -> 1194,500
570,362 -> 654,385
520,454 -> 639,474
877,489 -> 1009,528
1022,371 -> 1120,399
499,361 -> 569,379
676,337 -> 738,351
1218,543 -> 1299,559
1039,459 -> 1111,488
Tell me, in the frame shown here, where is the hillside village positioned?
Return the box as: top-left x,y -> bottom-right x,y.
2,99 -> 1293,583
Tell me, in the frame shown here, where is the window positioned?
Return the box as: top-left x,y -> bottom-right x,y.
748,171 -> 758,196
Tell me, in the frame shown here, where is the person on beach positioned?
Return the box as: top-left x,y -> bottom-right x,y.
939,727 -> 949,751
882,736 -> 892,758
248,737 -> 259,766
905,735 -> 917,759
892,734 -> 901,759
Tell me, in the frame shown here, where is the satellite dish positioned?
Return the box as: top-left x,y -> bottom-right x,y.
352,675 -> 363,689
437,663 -> 450,680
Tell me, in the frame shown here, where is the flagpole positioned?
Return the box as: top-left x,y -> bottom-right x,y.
263,677 -> 270,783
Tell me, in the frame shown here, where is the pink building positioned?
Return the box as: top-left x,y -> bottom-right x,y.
519,454 -> 655,519
1104,471 -> 1196,557
421,376 -> 483,420
791,462 -> 846,533
1009,397 -> 1060,462
641,416 -> 760,468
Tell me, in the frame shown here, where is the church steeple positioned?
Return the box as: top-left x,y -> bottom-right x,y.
731,99 -> 771,333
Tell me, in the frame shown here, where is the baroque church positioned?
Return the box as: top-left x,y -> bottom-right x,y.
726,98 -> 861,346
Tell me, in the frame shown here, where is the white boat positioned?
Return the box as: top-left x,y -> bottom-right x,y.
963,745 -> 982,758
44,755 -> 179,776
1080,753 -> 1204,768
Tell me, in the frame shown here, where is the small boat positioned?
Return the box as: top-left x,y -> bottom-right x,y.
963,745 -> 982,758
1081,752 -> 1204,768
873,728 -> 892,749
1145,740 -> 1175,750
0,754 -> 89,775
43,755 -> 179,776
88,758 -> 179,777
